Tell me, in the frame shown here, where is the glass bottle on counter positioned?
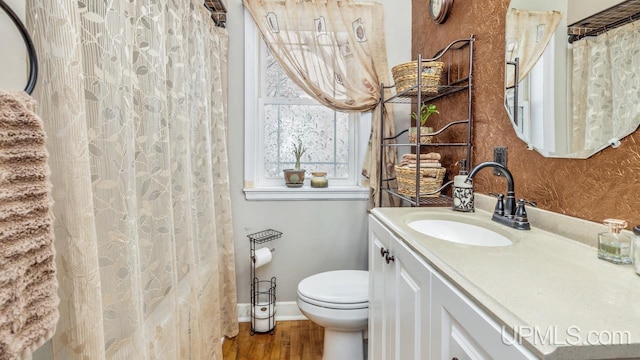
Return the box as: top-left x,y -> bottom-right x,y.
598,219 -> 632,264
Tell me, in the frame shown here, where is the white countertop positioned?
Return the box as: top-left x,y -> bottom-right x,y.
370,203 -> 640,360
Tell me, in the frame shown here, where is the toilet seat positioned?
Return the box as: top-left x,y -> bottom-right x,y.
297,270 -> 368,310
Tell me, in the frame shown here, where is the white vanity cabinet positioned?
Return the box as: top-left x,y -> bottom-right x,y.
430,271 -> 537,360
369,215 -> 537,360
369,215 -> 393,360
369,216 -> 432,360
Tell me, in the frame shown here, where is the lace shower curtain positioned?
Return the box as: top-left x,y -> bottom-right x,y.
243,0 -> 396,206
26,0 -> 238,358
571,19 -> 640,155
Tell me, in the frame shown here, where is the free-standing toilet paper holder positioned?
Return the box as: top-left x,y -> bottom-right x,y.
247,229 -> 282,335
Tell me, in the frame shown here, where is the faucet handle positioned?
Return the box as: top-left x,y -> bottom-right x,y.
488,192 -> 502,198
493,193 -> 505,216
514,198 -> 536,221
513,199 -> 532,230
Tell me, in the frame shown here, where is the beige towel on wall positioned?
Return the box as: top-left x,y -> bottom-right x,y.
0,91 -> 58,359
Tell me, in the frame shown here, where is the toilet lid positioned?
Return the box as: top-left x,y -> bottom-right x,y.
297,270 -> 368,308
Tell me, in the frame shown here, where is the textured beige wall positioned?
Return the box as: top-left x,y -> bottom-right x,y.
412,0 -> 640,227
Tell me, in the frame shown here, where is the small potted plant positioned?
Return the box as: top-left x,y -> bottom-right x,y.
409,103 -> 439,143
283,138 -> 306,187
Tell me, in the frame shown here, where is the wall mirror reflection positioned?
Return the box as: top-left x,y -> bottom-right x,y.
504,0 -> 640,158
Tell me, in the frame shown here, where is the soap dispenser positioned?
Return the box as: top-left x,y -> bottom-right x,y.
452,159 -> 474,212
597,219 -> 632,264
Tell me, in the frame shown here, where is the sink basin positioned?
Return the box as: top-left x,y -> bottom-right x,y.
407,219 -> 513,247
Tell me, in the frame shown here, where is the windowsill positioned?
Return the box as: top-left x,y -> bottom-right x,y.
243,185 -> 370,201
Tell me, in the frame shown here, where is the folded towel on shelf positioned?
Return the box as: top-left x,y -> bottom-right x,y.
0,91 -> 58,360
405,162 -> 442,168
399,159 -> 440,166
401,152 -> 441,161
401,159 -> 440,164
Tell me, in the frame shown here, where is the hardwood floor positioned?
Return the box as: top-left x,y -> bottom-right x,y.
223,320 -> 324,360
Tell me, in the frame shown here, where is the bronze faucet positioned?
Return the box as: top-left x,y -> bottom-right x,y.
464,161 -> 531,230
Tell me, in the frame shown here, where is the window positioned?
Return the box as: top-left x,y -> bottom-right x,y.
243,11 -> 369,201
506,36 -> 559,153
261,48 -> 354,182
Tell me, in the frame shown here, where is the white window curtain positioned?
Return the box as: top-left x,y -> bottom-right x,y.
505,8 -> 562,88
26,0 -> 238,358
243,0 -> 396,206
571,19 -> 640,154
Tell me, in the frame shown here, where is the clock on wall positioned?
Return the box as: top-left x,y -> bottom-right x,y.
429,0 -> 453,24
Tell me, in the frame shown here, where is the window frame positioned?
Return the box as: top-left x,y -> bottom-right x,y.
243,10 -> 369,201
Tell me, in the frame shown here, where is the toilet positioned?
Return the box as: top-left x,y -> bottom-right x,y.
296,270 -> 369,360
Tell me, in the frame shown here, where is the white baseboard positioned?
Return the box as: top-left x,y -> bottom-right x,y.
237,301 -> 308,323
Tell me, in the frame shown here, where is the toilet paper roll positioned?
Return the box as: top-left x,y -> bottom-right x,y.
253,247 -> 272,268
252,304 -> 276,332
253,304 -> 277,318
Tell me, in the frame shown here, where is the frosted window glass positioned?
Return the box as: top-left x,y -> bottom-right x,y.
263,104 -> 349,178
262,50 -> 350,179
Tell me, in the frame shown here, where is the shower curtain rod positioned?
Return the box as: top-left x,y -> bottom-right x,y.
568,0 -> 640,43
0,0 -> 38,94
204,0 -> 227,28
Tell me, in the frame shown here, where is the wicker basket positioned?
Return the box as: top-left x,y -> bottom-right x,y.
395,165 -> 446,198
391,61 -> 444,95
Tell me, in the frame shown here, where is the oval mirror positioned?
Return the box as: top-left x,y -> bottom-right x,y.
504,0 -> 640,159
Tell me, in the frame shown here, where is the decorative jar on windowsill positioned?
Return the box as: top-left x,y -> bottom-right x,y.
310,172 -> 328,188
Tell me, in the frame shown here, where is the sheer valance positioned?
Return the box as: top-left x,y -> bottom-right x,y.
505,8 -> 562,88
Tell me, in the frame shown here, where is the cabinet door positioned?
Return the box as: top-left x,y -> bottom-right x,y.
430,272 -> 537,360
368,216 -> 393,360
391,235 -> 432,360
